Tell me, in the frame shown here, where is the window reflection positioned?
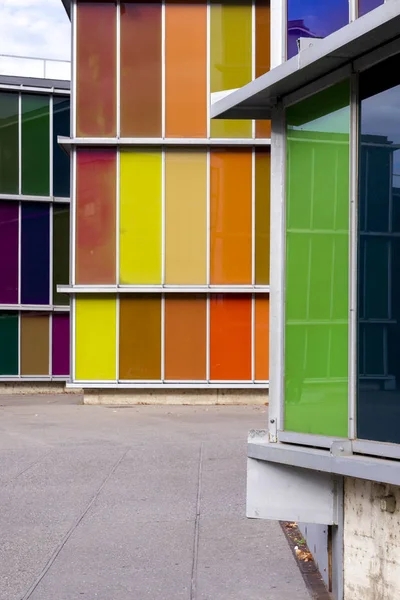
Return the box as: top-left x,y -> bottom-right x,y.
358,58 -> 400,443
287,0 -> 348,59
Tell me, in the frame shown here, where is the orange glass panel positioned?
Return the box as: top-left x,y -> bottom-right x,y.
76,149 -> 116,284
120,3 -> 162,137
165,1 -> 207,137
255,296 -> 269,380
20,313 -> 49,376
255,149 -> 270,284
210,295 -> 252,380
119,296 -> 161,380
255,0 -> 271,138
76,2 -> 116,137
165,295 -> 206,380
210,150 -> 252,284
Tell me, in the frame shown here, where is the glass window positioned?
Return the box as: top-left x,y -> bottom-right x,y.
285,81 -> 350,437
53,97 -> 70,198
287,0 -> 349,59
22,95 -> 50,196
53,204 -> 70,306
20,313 -> 50,376
0,202 -> 19,304
358,55 -> 400,444
52,314 -> 70,377
358,0 -> 384,18
0,92 -> 18,194
21,203 -> 50,305
0,313 -> 18,376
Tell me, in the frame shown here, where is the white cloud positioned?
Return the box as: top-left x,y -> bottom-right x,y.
0,0 -> 70,61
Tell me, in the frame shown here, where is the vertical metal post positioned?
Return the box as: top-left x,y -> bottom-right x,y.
270,0 -> 287,68
268,103 -> 286,440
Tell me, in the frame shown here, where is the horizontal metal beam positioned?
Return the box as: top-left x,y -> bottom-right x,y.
58,136 -> 271,152
0,194 -> 70,204
248,440 -> 400,487
0,77 -> 70,92
59,285 -> 270,294
0,304 -> 70,312
211,1 -> 400,120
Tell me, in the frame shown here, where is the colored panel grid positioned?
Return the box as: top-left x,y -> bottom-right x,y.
120,2 -> 162,137
255,295 -> 269,380
53,97 -> 70,198
0,202 -> 19,304
0,92 -> 18,194
165,1 -> 207,138
20,313 -> 50,376
52,314 -> 70,376
165,151 -> 207,285
21,203 -> 50,305
285,81 -> 350,437
0,313 -> 18,376
75,296 -> 116,380
255,149 -> 270,285
210,295 -> 252,380
210,1 -> 252,138
21,94 -> 50,196
119,296 -> 161,380
210,150 -> 252,284
53,205 -> 70,306
165,295 -> 207,380
119,150 -> 161,284
76,149 -> 116,284
76,1 -> 116,137
255,0 -> 271,139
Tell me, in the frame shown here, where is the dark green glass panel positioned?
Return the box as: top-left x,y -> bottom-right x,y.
0,312 -> 18,375
22,94 -> 49,196
285,80 -> 350,437
0,92 -> 19,194
358,55 -> 400,444
53,97 -> 70,198
53,204 -> 70,306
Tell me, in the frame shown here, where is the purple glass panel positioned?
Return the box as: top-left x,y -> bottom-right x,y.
359,0 -> 384,17
287,0 -> 348,59
0,202 -> 19,304
52,313 -> 70,376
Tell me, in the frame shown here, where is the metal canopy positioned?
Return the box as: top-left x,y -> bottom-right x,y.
211,1 -> 400,120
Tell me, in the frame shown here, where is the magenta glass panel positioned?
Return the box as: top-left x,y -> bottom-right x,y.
52,313 -> 70,376
0,202 -> 19,304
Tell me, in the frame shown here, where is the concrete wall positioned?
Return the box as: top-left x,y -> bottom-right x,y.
344,477 -> 400,600
83,389 -> 268,405
0,382 -> 81,395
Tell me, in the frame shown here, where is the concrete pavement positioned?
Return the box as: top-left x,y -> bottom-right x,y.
0,396 -> 311,600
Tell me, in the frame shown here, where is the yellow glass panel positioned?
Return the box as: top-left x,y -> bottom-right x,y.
75,296 -> 116,381
210,1 -> 252,138
120,150 -> 162,284
165,151 -> 207,284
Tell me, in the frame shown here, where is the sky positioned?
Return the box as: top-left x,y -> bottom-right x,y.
0,0 -> 70,61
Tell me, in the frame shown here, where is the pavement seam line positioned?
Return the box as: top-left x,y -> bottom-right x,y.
3,449 -> 53,486
190,442 -> 203,600
20,446 -> 130,600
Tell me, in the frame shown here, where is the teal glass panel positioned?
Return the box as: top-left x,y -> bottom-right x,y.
0,92 -> 19,194
0,312 -> 18,375
285,80 -> 350,437
22,94 -> 50,196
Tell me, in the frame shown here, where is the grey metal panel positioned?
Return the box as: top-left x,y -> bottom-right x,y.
247,457 -> 340,524
248,440 -> 400,486
298,522 -> 329,588
211,1 -> 400,120
0,74 -> 70,91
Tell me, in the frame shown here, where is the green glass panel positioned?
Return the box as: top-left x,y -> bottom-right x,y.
22,94 -> 50,196
0,92 -> 19,194
285,80 -> 350,437
53,204 -> 70,306
0,312 -> 18,375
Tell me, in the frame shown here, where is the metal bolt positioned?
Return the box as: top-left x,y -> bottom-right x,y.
270,419 -> 275,424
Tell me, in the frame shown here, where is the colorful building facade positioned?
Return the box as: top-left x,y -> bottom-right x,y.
0,58 -> 71,383
212,1 -> 400,598
61,0 -> 271,394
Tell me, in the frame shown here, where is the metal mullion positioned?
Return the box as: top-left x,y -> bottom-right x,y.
116,295 -> 120,383
49,312 -> 53,377
350,0 -> 358,21
348,72 -> 359,441
0,83 -> 70,95
49,94 -> 53,198
72,0 -> 77,138
59,137 -> 271,147
251,294 -> 255,382
71,149 -> 76,286
251,0 -> 256,140
49,203 -> 53,307
18,312 -> 21,378
162,0 -> 166,138
18,93 -> 22,195
18,201 -> 21,305
116,0 -> 121,138
116,148 -> 120,286
71,295 -> 76,382
69,381 -> 269,390
206,0 -> 210,140
162,150 -> 166,285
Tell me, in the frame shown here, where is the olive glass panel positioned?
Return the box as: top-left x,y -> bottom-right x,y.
0,92 -> 18,194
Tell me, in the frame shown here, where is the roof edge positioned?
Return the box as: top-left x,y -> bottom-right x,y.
61,0 -> 71,19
